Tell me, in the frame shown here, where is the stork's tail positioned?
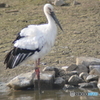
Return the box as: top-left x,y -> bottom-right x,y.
4,49 -> 14,69
4,47 -> 40,69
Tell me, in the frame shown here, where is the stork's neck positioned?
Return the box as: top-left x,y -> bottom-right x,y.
45,13 -> 57,30
45,13 -> 57,46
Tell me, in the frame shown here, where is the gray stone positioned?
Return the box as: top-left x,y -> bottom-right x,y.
47,0 -> 54,3
76,64 -> 88,74
0,82 -> 10,92
57,69 -> 70,83
89,68 -> 100,76
73,0 -> 81,6
73,31 -> 82,34
0,3 -> 6,8
79,82 -> 97,88
90,81 -> 97,88
68,75 -> 83,86
66,71 -> 78,76
97,78 -> 100,90
43,66 -> 59,77
76,57 -> 100,66
54,77 -> 65,89
79,72 -> 89,81
58,69 -> 66,77
7,71 -> 35,90
66,64 -> 78,71
86,75 -> 99,82
61,66 -> 69,71
34,71 -> 55,90
89,65 -> 100,72
63,84 -> 75,90
53,0 -> 65,6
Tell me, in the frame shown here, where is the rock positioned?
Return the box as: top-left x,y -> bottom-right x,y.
66,64 -> 78,71
61,75 -> 70,84
90,81 -> 97,88
7,71 -> 35,90
53,77 -> 65,89
0,3 -> 6,8
58,69 -> 66,77
76,64 -> 88,74
43,66 -> 59,77
79,72 -> 89,81
61,66 -> 69,71
68,75 -> 83,86
97,78 -> 100,90
58,69 -> 71,83
53,0 -> 65,6
89,68 -> 100,76
73,0 -> 81,6
79,82 -> 97,88
76,57 -> 100,67
0,82 -> 10,92
89,65 -> 100,72
73,31 -> 82,34
47,0 -> 54,4
34,71 -> 55,90
86,75 -> 99,82
66,71 -> 78,76
63,84 -> 75,90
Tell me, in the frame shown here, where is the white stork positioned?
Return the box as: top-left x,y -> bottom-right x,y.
4,4 -> 63,91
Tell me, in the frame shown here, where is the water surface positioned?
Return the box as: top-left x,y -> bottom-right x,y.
0,88 -> 100,100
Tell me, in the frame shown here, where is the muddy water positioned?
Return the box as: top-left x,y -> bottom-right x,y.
0,89 -> 100,100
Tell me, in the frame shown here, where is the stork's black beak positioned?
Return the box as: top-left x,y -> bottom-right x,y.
50,12 -> 63,31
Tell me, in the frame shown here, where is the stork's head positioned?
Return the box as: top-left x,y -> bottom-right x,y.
44,4 -> 63,31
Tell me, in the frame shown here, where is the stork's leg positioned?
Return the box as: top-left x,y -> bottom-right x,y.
35,58 -> 41,93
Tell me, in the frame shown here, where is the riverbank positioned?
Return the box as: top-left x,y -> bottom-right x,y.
0,0 -> 100,83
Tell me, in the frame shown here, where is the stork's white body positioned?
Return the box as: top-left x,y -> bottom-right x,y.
14,19 -> 57,61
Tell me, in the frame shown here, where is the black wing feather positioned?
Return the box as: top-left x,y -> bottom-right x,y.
4,47 -> 40,69
13,33 -> 25,44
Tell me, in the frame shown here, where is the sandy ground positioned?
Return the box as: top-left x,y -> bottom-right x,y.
0,0 -> 100,82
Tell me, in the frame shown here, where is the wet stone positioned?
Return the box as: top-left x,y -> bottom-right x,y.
79,82 -> 97,88
58,69 -> 66,77
7,71 -> 35,90
0,82 -> 10,92
34,71 -> 55,90
63,84 -> 75,90
79,72 -> 89,81
53,77 -> 65,89
68,75 -> 83,86
86,75 -> 99,82
43,66 -> 59,77
97,78 -> 100,90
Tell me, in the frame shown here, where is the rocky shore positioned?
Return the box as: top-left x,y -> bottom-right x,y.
0,0 -> 100,94
1,57 -> 100,93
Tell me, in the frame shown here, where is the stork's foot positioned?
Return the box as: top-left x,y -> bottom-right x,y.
35,67 -> 40,79
35,67 -> 41,93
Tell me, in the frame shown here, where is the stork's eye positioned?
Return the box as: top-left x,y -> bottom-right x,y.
48,8 -> 51,12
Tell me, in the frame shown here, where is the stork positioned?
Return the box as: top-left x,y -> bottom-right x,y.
4,4 -> 63,92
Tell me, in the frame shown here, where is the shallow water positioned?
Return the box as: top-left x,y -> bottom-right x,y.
0,88 -> 100,100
